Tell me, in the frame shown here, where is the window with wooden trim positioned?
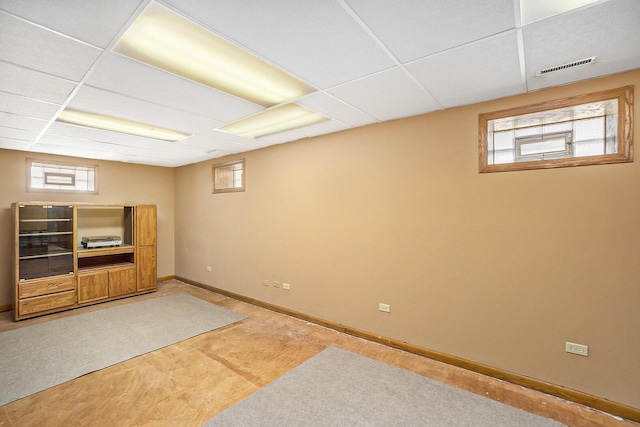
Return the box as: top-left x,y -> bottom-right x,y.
27,159 -> 98,194
212,159 -> 245,193
479,86 -> 633,173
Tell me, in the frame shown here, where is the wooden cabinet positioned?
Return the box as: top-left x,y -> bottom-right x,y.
136,205 -> 157,292
13,203 -> 157,320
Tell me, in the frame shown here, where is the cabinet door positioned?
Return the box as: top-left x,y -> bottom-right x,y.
137,246 -> 157,292
109,266 -> 136,297
136,205 -> 156,246
77,271 -> 109,304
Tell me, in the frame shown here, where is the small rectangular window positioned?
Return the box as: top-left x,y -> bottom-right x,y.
27,159 -> 98,194
479,86 -> 633,172
212,159 -> 245,193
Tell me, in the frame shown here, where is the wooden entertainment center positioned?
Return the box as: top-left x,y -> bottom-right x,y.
12,202 -> 157,321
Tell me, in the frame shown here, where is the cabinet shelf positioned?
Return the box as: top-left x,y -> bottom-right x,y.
77,245 -> 134,258
20,218 -> 72,223
19,231 -> 73,237
19,251 -> 74,260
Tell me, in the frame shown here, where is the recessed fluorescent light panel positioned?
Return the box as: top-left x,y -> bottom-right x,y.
218,104 -> 329,139
520,0 -> 600,25
113,2 -> 315,107
56,109 -> 190,142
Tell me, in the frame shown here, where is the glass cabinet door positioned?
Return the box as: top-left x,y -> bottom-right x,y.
18,205 -> 74,280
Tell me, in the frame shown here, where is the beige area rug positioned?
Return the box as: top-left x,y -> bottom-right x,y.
0,292 -> 246,406
203,346 -> 565,426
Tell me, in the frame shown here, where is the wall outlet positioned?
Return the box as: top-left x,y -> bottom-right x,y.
282,282 -> 290,290
263,280 -> 270,287
273,281 -> 280,288
206,266 -> 212,272
566,342 -> 588,357
379,303 -> 390,313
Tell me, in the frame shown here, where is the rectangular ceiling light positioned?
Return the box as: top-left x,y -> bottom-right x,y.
113,2 -> 315,107
218,104 -> 328,139
56,109 -> 190,142
520,0 -> 600,25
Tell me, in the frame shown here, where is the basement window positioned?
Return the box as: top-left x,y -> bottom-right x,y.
27,159 -> 98,194
213,159 -> 245,193
478,86 -> 633,172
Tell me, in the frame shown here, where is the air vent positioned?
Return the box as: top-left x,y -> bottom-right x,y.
535,56 -> 596,76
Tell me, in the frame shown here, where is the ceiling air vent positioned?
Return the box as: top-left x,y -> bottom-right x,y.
535,56 -> 597,76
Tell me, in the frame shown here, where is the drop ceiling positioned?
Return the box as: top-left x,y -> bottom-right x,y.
0,0 -> 638,167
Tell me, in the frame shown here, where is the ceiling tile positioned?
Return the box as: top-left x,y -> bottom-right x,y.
0,138 -> 31,150
0,112 -> 48,132
328,68 -> 441,121
69,86 -> 222,134
180,130 -> 253,153
298,93 -> 378,128
0,62 -> 77,104
524,0 -> 640,91
0,0 -> 144,48
85,53 -> 263,123
0,12 -> 102,82
406,32 -> 524,108
30,138 -> 128,161
0,91 -> 60,120
46,122 -> 173,149
0,126 -> 39,142
345,0 -> 516,62
165,0 -> 395,89
295,119 -> 352,139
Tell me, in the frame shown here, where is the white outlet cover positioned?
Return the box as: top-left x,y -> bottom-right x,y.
565,341 -> 589,356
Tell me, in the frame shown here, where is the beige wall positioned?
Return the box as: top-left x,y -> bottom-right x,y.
175,70 -> 640,408
0,150 -> 175,307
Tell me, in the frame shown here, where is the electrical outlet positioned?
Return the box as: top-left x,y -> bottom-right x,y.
206,266 -> 212,272
273,281 -> 280,288
263,280 -> 270,287
379,303 -> 390,313
282,282 -> 290,290
566,342 -> 588,357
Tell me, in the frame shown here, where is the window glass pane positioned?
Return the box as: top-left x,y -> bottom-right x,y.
493,150 -> 515,164
520,137 -> 567,157
28,161 -> 97,193
574,117 -> 604,142
515,126 -> 542,138
543,122 -> 572,133
493,131 -> 514,150
574,140 -> 605,156
213,160 -> 245,193
479,86 -> 632,172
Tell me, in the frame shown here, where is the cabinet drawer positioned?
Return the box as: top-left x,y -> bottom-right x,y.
18,275 -> 75,299
19,290 -> 76,315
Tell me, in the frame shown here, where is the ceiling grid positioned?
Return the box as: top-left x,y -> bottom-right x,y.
0,0 -> 637,167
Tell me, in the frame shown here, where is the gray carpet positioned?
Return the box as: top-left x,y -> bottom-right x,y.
0,292 -> 245,406
204,347 -> 565,427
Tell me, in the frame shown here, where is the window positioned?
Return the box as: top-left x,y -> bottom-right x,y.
479,86 -> 633,172
212,159 -> 245,193
27,159 -> 98,194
